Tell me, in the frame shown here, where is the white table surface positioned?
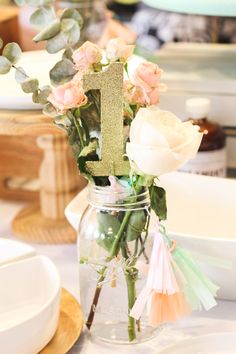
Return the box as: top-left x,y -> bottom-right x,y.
1,199 -> 236,354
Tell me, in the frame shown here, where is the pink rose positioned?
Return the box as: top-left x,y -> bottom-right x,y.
72,41 -> 102,72
133,62 -> 163,91
48,81 -> 87,113
123,80 -> 160,106
143,87 -> 160,105
106,38 -> 135,63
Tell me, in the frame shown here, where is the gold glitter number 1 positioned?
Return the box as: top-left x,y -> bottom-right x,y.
83,62 -> 130,176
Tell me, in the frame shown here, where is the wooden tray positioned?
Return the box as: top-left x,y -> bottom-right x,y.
39,288 -> 83,354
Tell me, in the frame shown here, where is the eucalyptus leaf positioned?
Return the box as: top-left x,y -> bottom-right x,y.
46,32 -> 67,53
62,47 -> 73,61
0,56 -> 12,74
30,6 -> 55,29
43,102 -> 57,117
49,58 -> 76,85
126,210 -> 146,242
149,185 -> 167,221
15,67 -> 28,83
66,22 -> 80,47
33,19 -> 60,42
97,212 -> 121,252
21,78 -> 39,93
32,85 -> 52,104
3,43 -> 22,64
60,8 -> 83,27
61,18 -> 77,32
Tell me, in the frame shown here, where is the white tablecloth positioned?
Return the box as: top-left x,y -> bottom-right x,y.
1,200 -> 236,354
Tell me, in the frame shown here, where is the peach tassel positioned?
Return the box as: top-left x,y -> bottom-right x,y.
148,292 -> 190,327
130,225 -> 189,326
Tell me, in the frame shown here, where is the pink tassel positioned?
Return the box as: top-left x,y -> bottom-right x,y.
130,225 -> 189,326
146,227 -> 179,294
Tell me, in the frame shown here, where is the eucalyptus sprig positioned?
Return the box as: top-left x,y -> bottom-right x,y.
0,1 -> 84,104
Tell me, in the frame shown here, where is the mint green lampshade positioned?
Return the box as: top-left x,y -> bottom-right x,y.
143,0 -> 236,17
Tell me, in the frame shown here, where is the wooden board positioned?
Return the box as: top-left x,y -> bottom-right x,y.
12,203 -> 77,244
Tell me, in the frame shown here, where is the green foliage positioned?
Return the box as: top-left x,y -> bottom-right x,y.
49,58 -> 77,85
62,47 -> 73,61
137,174 -> 154,188
46,32 -> 68,53
15,67 -> 28,83
33,19 -> 60,42
79,139 -> 98,158
126,210 -> 146,242
30,6 -> 55,29
2,42 -> 22,64
80,90 -> 101,131
0,56 -> 12,74
43,102 -> 57,117
97,212 -> 121,252
32,85 -> 52,104
21,78 -> 39,93
61,8 -> 83,28
149,184 -> 167,221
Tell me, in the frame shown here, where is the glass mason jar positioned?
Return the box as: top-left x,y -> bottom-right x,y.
78,183 -> 159,344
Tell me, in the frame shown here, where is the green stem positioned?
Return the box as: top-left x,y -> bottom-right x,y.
125,272 -> 136,342
108,210 -> 133,259
70,111 -> 85,149
121,244 -> 137,342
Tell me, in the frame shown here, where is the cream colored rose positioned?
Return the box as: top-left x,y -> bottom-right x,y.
126,107 -> 203,176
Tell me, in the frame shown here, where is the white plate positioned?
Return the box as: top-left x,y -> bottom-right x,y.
0,238 -> 36,266
159,332 -> 236,354
0,255 -> 61,354
0,50 -> 61,110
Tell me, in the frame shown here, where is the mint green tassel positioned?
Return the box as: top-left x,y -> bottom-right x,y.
160,225 -> 219,312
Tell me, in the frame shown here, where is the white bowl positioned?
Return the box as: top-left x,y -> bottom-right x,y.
159,172 -> 236,300
0,238 -> 36,266
159,332 -> 236,354
0,255 -> 61,354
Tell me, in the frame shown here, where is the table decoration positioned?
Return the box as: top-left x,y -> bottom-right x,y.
0,5 -> 219,345
0,109 -> 86,243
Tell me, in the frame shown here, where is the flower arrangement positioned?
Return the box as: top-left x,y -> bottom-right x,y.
0,8 -> 218,343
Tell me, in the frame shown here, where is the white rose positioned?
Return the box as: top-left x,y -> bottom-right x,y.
126,107 -> 203,176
